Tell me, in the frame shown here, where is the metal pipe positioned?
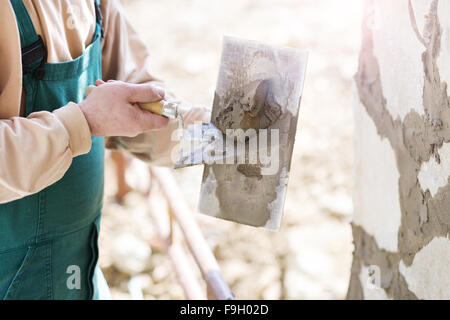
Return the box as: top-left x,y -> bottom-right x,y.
149,166 -> 234,300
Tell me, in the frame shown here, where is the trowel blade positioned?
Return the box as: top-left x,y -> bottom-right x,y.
174,122 -> 235,169
174,78 -> 271,169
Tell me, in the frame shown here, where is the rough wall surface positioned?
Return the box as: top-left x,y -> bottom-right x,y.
349,0 -> 450,300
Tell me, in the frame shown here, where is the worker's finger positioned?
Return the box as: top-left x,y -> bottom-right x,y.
95,79 -> 106,86
127,83 -> 165,104
135,107 -> 170,130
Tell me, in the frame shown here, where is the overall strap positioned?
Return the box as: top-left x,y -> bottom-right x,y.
10,0 -> 103,81
9,0 -> 47,80
9,0 -> 39,48
94,0 -> 105,38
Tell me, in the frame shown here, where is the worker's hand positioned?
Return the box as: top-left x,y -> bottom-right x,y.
79,80 -> 169,137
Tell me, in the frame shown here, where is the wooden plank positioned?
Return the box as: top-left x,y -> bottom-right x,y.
150,166 -> 234,300
148,195 -> 205,300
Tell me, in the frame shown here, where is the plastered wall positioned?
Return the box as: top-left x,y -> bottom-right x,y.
349,0 -> 450,300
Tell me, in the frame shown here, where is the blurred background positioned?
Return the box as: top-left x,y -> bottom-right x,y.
99,0 -> 362,299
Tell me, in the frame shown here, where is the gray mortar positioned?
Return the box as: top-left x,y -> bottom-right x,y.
237,164 -> 263,180
208,164 -> 280,227
349,0 -> 450,299
199,37 -> 307,230
347,225 -> 418,300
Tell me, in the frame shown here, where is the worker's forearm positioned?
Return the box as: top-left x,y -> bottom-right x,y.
0,104 -> 91,203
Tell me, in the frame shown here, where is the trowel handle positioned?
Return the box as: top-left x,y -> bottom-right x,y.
85,85 -> 166,116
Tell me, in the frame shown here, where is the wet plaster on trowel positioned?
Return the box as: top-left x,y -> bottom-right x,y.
349,0 -> 450,299
265,167 -> 289,231
199,37 -> 307,231
199,167 -> 221,217
201,164 -> 280,228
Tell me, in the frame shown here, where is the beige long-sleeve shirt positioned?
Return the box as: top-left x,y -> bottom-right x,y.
0,0 -> 210,204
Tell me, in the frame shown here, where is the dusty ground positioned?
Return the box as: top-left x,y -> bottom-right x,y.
99,0 -> 362,300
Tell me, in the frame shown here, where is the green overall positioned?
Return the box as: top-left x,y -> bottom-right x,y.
0,0 -> 108,300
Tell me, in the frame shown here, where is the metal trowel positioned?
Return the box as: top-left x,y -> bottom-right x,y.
86,85 -> 222,167
174,78 -> 276,169
87,78 -> 273,169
